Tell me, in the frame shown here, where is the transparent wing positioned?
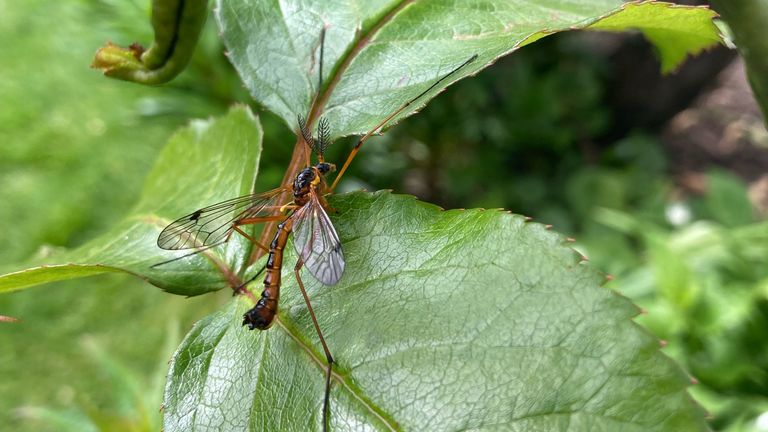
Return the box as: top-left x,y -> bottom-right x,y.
292,192 -> 345,285
157,187 -> 287,250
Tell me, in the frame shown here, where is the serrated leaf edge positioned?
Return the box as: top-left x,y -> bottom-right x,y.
229,190 -> 704,431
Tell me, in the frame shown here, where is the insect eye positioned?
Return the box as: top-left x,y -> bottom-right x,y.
317,162 -> 334,174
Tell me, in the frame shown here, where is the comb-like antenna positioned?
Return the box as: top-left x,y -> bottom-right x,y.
299,27 -> 328,165
298,114 -> 314,150
314,116 -> 331,157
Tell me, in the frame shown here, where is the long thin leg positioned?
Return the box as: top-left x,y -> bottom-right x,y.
234,214 -> 293,252
301,28 -> 328,168
234,215 -> 289,261
318,27 -> 325,93
232,264 -> 267,295
231,226 -> 270,253
153,215 -> 285,268
235,215 -> 289,227
150,241 -> 228,268
295,257 -> 334,432
330,54 -> 479,191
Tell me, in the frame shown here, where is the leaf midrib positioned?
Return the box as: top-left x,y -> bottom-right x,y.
208,6 -> 432,426
304,0 -> 416,131
273,317 -> 400,431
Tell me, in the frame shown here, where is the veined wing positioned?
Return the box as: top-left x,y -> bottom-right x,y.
157,187 -> 288,250
292,192 -> 345,285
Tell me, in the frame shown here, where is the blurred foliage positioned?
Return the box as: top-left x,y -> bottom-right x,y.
346,35 -> 768,430
589,168 -> 768,431
0,0 -> 231,264
13,330 -> 178,432
1,1 -> 766,432
0,1 -> 237,430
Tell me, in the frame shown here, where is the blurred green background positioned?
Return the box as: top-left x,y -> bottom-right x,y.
2,1 -> 767,431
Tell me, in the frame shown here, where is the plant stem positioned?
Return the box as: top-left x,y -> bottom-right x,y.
710,0 -> 768,125
250,137 -> 307,265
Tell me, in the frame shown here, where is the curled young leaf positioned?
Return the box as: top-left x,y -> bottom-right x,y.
92,0 -> 209,85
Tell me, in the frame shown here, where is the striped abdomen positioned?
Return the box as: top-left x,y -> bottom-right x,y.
242,217 -> 295,330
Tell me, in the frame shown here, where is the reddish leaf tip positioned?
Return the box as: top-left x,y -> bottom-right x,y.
128,42 -> 145,59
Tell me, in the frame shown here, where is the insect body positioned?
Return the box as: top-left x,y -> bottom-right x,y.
156,138 -> 343,430
243,162 -> 342,330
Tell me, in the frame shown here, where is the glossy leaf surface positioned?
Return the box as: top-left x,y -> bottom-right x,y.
217,0 -> 721,138
164,191 -> 708,431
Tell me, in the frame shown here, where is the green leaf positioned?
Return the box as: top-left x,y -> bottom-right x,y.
164,191 -> 707,431
586,2 -> 723,73
2,2 -> 717,428
0,106 -> 263,296
217,0 -> 721,138
0,104 -> 708,431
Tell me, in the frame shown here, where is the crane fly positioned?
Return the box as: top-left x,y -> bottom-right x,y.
155,131 -> 342,429
154,28 -> 477,429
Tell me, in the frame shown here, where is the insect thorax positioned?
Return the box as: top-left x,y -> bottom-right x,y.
293,168 -> 316,203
